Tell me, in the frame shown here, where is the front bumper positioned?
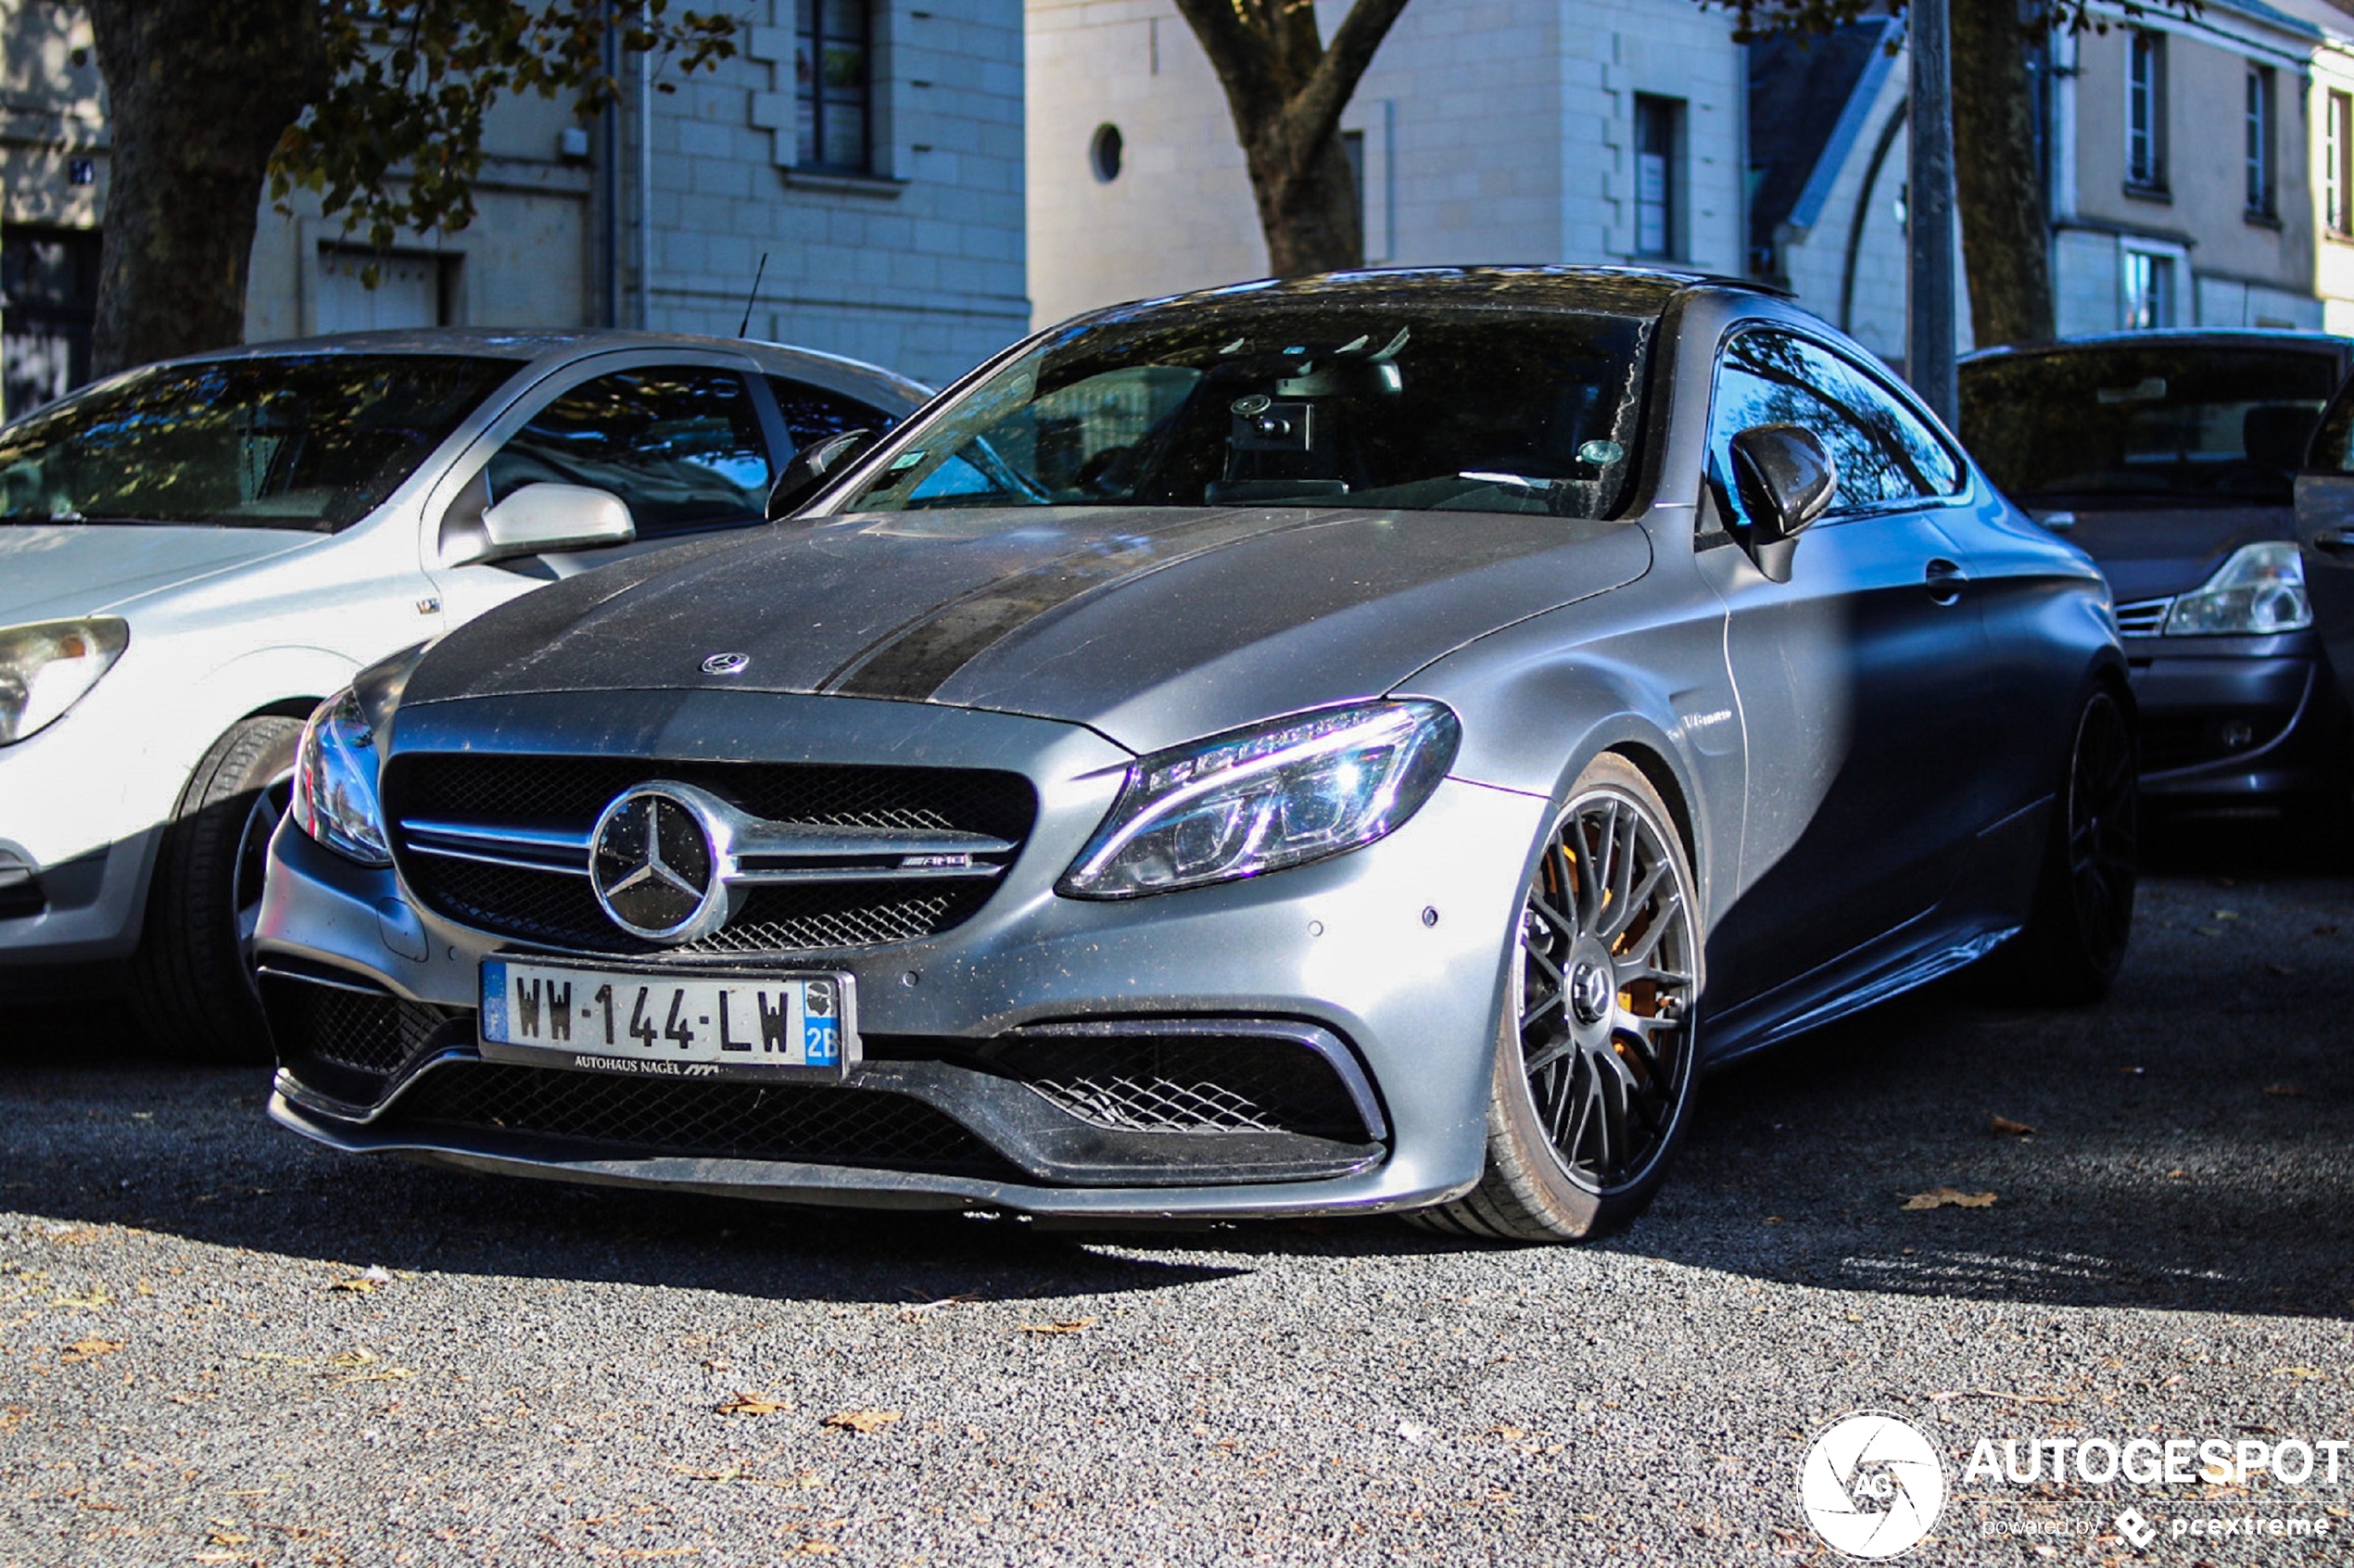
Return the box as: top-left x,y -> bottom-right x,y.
2124,636 -> 2349,803
0,712 -> 162,967
254,691 -> 1549,1219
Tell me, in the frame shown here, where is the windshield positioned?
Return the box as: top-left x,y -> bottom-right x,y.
0,354 -> 517,532
1959,345 -> 2340,507
833,303 -> 1653,519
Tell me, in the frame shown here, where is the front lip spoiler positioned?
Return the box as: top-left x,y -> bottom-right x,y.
266,1086 -> 1457,1220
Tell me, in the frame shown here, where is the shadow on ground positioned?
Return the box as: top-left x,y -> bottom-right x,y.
6,817 -> 2349,1319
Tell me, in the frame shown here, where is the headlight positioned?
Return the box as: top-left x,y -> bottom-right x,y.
1059,701 -> 1462,899
0,617 -> 128,745
2163,542 -> 2311,636
290,689 -> 391,867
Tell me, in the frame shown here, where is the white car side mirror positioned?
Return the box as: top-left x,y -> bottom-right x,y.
448,482 -> 636,567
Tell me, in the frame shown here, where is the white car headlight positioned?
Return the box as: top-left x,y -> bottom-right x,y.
1059,701 -> 1462,899
290,689 -> 392,867
0,617 -> 128,745
2163,541 -> 2312,636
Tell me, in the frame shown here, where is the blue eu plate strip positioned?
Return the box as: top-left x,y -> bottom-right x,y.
479,960 -> 508,1043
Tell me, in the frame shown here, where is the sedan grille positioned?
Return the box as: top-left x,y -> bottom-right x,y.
2114,598 -> 2171,638
385,1060 -> 1022,1181
383,755 -> 1034,957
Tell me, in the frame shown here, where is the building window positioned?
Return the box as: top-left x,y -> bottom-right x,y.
2127,30 -> 2166,192
2246,65 -> 2275,217
795,0 -> 869,171
1,223 -> 101,418
1634,95 -> 1682,259
2122,249 -> 2175,330
2330,91 -> 2354,237
1090,123 -> 1123,183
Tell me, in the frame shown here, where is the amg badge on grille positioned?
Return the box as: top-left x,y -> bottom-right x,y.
588,785 -> 731,942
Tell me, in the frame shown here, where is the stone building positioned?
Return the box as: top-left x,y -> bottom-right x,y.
1026,0 -> 1752,330
0,0 -> 1029,415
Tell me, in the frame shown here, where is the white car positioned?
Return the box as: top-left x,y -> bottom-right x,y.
0,328 -> 927,1058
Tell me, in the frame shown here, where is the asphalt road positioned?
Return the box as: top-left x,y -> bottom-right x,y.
3,821 -> 2350,1567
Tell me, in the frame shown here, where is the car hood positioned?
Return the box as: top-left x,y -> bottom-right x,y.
2031,504 -> 2290,602
403,505 -> 1652,753
0,524 -> 319,626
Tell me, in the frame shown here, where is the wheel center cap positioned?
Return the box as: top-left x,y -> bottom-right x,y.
1569,961 -> 1613,1025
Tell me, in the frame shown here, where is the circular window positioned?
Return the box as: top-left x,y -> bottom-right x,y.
1090,123 -> 1124,184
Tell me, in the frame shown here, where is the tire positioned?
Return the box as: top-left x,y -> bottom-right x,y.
2002,686 -> 2138,1006
130,716 -> 303,1063
1414,754 -> 1703,1243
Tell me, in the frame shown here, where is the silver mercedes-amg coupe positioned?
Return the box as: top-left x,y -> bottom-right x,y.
255,268 -> 2136,1241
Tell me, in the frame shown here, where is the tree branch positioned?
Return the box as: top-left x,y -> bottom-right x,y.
1279,0 -> 1411,158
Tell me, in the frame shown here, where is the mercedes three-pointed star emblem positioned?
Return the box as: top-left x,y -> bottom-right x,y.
588,784 -> 729,942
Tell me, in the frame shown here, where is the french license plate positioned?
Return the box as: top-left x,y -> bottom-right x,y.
477,957 -> 855,1080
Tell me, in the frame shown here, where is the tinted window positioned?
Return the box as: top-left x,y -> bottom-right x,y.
487,368 -> 771,539
1960,345 -> 2339,505
835,303 -> 1653,520
0,354 -> 513,533
1709,330 -> 1959,518
766,376 -> 893,452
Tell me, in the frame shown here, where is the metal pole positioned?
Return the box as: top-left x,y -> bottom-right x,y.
600,6 -> 621,329
636,5 -> 654,331
1907,0 -> 1958,425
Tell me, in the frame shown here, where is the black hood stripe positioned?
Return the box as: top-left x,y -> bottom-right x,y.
823,508 -> 1352,700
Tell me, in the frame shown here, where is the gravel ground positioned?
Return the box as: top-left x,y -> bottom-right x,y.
3,824 -> 2350,1567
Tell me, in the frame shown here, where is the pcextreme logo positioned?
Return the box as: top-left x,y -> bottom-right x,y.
1799,1411 -> 1948,1560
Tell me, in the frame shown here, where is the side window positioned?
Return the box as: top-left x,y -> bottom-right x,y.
1707,331 -> 1958,520
766,375 -> 895,455
487,367 -> 771,540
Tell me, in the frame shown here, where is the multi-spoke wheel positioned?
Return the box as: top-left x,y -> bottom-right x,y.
1417,753 -> 1702,1242
2002,686 -> 2138,1005
131,715 -> 304,1063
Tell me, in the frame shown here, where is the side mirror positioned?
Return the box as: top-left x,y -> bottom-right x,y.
446,482 -> 636,567
1728,424 -> 1837,584
766,428 -> 878,519
2294,473 -> 2354,566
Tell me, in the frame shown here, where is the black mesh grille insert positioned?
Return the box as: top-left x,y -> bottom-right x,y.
385,1061 -> 1021,1180
262,972 -> 459,1096
384,754 -> 1033,956
981,1033 -> 1372,1141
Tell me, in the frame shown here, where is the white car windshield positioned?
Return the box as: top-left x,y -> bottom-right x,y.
0,353 -> 516,533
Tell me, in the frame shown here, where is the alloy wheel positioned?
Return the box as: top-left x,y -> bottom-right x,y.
1513,784 -> 1699,1194
2065,691 -> 2137,971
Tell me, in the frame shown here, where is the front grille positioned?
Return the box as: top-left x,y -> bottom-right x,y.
2115,598 -> 2171,637
384,754 -> 1034,956
981,1031 -> 1373,1141
262,971 -> 461,1100
384,1060 -> 1021,1180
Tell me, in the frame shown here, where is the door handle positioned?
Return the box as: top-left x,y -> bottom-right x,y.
1924,558 -> 1967,605
2310,526 -> 2354,560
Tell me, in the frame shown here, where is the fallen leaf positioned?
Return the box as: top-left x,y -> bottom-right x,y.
2211,909 -> 2240,921
2262,1083 -> 2306,1097
1762,1215 -> 1786,1224
33,1224 -> 100,1246
793,1546 -> 840,1558
1901,1187 -> 1997,1210
1016,1317 -> 1095,1335
2267,1366 -> 2324,1380
49,1288 -> 111,1309
57,1338 -> 123,1364
822,1408 -> 900,1434
207,1532 -> 250,1546
1989,1116 -> 2037,1136
190,1553 -> 245,1565
0,1406 -> 28,1430
325,1349 -> 377,1370
715,1391 -> 790,1417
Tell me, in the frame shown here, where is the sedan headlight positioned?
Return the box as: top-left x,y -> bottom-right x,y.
0,617 -> 128,745
1060,701 -> 1462,899
290,689 -> 392,867
2163,542 -> 2312,636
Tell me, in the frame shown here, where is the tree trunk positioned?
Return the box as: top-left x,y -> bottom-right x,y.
1949,0 -> 2053,347
85,0 -> 330,375
1171,0 -> 1413,277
